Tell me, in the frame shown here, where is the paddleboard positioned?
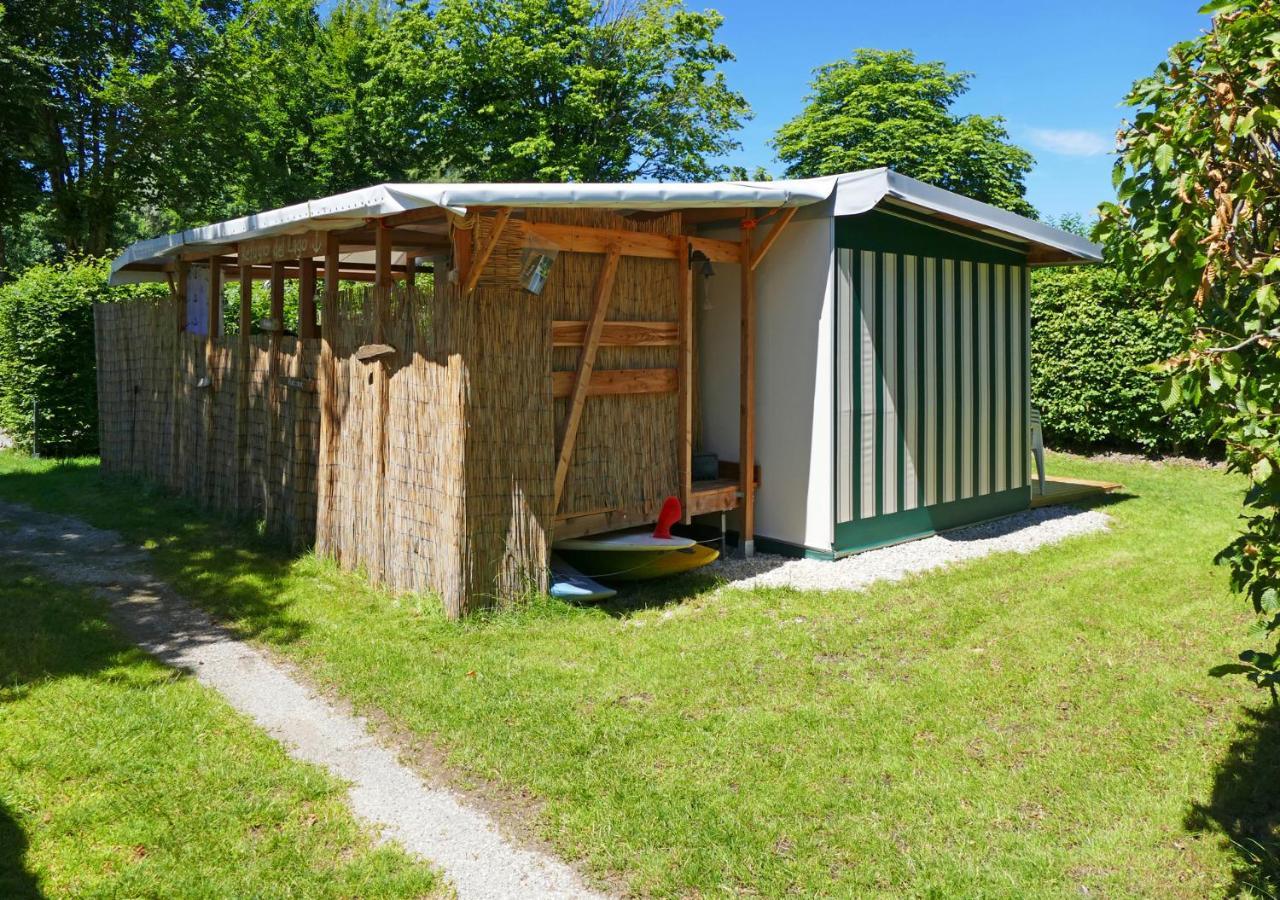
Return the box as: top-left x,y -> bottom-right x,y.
553,530 -> 720,582
549,554 -> 617,602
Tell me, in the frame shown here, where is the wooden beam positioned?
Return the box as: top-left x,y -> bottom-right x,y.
374,224 -> 393,297
551,320 -> 678,347
379,206 -> 449,229
233,264 -> 253,515
553,247 -> 622,511
238,266 -> 253,335
550,367 -> 676,399
677,234 -> 694,524
269,262 -> 285,329
404,252 -> 416,290
750,206 -> 798,271
298,257 -> 318,339
687,236 -> 741,265
463,207 -> 512,294
528,222 -> 678,260
238,231 -> 327,267
739,232 -> 756,556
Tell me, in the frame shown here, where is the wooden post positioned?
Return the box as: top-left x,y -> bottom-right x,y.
451,213 -> 474,290
169,261 -> 189,490
233,264 -> 253,515
371,222 -> 392,579
265,261 -> 285,527
298,257 -> 318,339
553,247 -> 622,512
316,233 -> 341,553
739,230 -> 756,557
676,234 -> 694,524
404,252 -> 416,290
201,256 -> 222,505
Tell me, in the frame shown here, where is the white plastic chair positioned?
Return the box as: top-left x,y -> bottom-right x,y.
1029,407 -> 1046,496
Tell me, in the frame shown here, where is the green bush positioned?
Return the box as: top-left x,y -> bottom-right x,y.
1030,264 -> 1207,455
0,257 -> 163,455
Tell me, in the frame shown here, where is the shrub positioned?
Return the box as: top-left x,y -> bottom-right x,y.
0,257 -> 164,455
1030,264 -> 1207,455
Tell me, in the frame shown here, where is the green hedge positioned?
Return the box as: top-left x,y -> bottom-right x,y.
1030,265 -> 1207,455
0,258 -> 164,455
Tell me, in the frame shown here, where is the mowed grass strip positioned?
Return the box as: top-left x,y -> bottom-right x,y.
1,451 -> 1276,896
0,557 -> 442,899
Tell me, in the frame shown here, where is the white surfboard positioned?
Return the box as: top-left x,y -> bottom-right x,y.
552,530 -> 696,553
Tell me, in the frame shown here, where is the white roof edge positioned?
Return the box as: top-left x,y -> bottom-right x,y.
831,169 -> 1102,263
109,169 -> 1099,285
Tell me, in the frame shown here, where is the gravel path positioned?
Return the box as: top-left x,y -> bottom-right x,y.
712,505 -> 1110,592
0,500 -> 606,900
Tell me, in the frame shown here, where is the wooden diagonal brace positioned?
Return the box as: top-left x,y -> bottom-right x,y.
463,207 -> 513,294
553,247 -> 622,512
750,206 -> 798,271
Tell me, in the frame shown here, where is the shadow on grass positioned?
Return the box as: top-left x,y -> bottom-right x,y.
1186,706 -> 1280,898
0,460 -> 309,646
0,803 -> 43,900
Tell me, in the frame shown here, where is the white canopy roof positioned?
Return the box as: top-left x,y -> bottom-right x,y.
109,168 -> 1100,284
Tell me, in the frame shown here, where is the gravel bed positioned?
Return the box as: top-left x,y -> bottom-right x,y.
712,506 -> 1110,592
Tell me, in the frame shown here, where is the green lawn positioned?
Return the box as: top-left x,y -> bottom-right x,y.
0,557 -> 442,898
1,451 -> 1276,897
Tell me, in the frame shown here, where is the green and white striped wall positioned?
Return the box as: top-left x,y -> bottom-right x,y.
833,211 -> 1031,555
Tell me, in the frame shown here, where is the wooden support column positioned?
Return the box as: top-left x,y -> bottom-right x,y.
298,257 -> 318,339
232,264 -> 253,515
371,222 -> 392,579
169,261 -> 190,490
403,252 -> 416,290
553,247 -> 622,512
676,234 -> 694,524
200,255 -> 222,505
316,233 -> 341,552
451,213 -> 474,290
264,261 -> 285,526
739,230 -> 756,557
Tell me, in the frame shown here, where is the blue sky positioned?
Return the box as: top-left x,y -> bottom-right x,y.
705,0 -> 1210,221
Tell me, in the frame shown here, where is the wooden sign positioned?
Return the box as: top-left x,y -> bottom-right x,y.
238,231 -> 328,266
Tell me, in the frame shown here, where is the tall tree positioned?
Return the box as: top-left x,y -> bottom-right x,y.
371,0 -> 751,182
772,49 -> 1036,216
1096,1 -> 1280,699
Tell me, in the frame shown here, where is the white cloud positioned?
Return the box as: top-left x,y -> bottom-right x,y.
1025,128 -> 1115,158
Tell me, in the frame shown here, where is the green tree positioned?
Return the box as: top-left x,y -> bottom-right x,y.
772,49 -> 1036,216
372,0 -> 751,182
1096,0 -> 1280,699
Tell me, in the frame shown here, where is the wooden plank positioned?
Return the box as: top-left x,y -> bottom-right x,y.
404,252 -> 416,290
676,234 -> 694,524
750,206 -> 798,271
550,367 -> 676,399
739,232 -> 756,555
238,231 -> 327,267
552,506 -> 653,541
463,207 -> 512,294
553,248 -> 621,511
354,343 -> 396,362
687,235 -> 741,264
380,206 -> 449,229
528,222 -> 679,260
233,265 -> 253,514
551,320 -> 678,347
298,257 -> 318,339
687,483 -> 739,517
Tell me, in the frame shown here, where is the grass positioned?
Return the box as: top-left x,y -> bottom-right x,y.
0,556 -> 443,898
1,450 -> 1277,896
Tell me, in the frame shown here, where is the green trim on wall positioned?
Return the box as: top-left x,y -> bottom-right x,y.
836,209 -> 1027,266
833,487 -> 1031,556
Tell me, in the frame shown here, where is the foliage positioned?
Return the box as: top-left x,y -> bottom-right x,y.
370,0 -> 750,182
772,49 -> 1036,215
1031,264 -> 1205,454
0,0 -> 751,262
0,450 -> 1261,895
1096,0 -> 1280,699
0,257 -> 162,454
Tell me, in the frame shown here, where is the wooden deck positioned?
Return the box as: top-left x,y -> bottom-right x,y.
1030,475 -> 1123,509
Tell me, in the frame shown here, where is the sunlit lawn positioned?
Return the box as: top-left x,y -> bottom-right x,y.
0,555 -> 442,898
1,450 -> 1275,897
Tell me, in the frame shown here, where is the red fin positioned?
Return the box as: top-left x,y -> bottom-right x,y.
653,496 -> 681,539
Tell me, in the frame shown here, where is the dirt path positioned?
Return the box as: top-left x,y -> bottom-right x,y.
0,500 -> 606,900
